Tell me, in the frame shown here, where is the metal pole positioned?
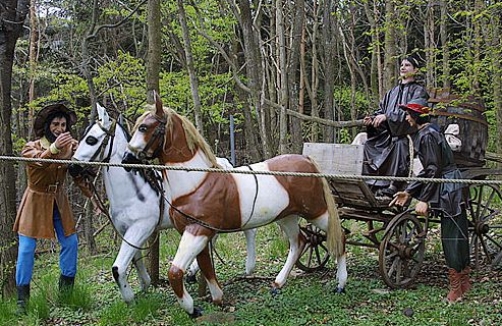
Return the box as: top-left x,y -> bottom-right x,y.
229,115 -> 236,166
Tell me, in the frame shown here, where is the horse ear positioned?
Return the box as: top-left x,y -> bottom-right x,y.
154,92 -> 164,118
97,103 -> 111,128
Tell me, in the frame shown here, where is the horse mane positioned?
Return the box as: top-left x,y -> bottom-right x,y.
117,120 -> 131,141
134,105 -> 221,168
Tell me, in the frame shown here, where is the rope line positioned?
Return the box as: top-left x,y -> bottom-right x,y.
1,155 -> 502,185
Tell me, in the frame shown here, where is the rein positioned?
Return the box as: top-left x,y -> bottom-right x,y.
242,165 -> 259,229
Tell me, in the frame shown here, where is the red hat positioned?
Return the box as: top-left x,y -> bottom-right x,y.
399,98 -> 430,115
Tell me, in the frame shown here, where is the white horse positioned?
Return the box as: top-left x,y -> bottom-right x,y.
69,104 -> 256,303
123,95 -> 347,317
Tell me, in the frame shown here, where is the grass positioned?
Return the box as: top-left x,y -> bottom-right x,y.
1,224 -> 501,325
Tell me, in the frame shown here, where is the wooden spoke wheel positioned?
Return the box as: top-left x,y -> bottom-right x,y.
466,184 -> 502,269
379,212 -> 426,289
296,224 -> 330,272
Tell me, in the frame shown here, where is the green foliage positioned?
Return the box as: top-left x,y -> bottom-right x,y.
0,299 -> 16,326
158,71 -> 243,143
484,109 -> 497,152
94,51 -> 146,114
337,128 -> 353,144
12,135 -> 27,154
161,1 -> 237,73
334,86 -> 372,120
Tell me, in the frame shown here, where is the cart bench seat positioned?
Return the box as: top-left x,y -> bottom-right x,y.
302,142 -> 390,209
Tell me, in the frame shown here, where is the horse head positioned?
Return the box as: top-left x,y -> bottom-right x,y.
69,103 -> 115,177
124,92 -> 219,169
123,92 -> 167,166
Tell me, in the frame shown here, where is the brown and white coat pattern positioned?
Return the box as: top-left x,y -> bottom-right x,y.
124,96 -> 347,317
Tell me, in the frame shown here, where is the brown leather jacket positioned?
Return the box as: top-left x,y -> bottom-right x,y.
13,137 -> 92,239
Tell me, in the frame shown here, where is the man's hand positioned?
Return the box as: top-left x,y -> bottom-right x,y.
414,201 -> 429,216
363,116 -> 373,126
389,191 -> 410,207
54,132 -> 75,150
372,114 -> 387,127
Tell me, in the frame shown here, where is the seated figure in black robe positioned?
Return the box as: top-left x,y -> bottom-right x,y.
362,56 -> 429,197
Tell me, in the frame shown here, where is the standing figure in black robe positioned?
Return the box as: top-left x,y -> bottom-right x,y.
390,98 -> 471,303
362,56 -> 429,197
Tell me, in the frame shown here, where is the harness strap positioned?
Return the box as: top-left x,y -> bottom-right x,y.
241,165 -> 259,229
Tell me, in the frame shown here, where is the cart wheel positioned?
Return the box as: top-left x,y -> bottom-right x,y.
379,212 -> 426,289
296,224 -> 330,272
467,184 -> 502,269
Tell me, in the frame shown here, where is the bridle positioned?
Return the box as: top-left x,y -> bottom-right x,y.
134,113 -> 166,161
84,119 -> 117,166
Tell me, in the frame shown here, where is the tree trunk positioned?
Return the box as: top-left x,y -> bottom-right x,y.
276,1 -> 288,154
363,0 -> 383,100
146,0 -> 162,287
236,0 -> 266,160
321,0 -> 337,142
28,0 -> 37,137
470,0 -> 483,92
146,0 -> 161,101
337,4 -> 367,137
383,0 -> 396,91
177,0 -> 204,136
79,0 -> 100,255
304,0 -> 319,142
0,0 -> 30,298
424,1 -> 435,88
287,0 -> 305,154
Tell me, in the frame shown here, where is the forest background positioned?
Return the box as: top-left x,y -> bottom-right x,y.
1,0 -> 501,300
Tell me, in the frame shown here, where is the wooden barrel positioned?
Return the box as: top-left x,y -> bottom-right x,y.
428,89 -> 488,167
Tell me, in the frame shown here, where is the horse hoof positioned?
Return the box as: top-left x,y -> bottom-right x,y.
334,287 -> 346,294
189,307 -> 203,318
270,287 -> 281,296
186,274 -> 197,284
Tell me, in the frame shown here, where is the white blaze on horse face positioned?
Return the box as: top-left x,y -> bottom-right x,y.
127,127 -> 148,156
72,123 -> 108,162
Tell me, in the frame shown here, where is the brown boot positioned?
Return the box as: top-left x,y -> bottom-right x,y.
447,268 -> 463,303
460,266 -> 472,295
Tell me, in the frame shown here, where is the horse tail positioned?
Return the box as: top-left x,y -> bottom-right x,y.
308,156 -> 345,259
322,176 -> 345,258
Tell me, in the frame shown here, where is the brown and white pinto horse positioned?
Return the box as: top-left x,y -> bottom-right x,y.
123,96 -> 347,317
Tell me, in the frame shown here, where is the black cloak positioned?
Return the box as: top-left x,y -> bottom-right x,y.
363,81 -> 429,187
405,123 -> 465,217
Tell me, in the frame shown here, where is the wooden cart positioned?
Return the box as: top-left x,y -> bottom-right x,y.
296,93 -> 502,288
